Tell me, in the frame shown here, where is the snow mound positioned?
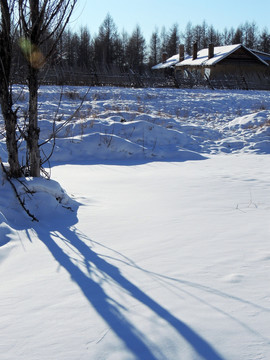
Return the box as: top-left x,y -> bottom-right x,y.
221,111 -> 270,154
0,165 -> 78,226
43,117 -> 205,163
18,177 -> 70,205
225,110 -> 270,130
16,177 -> 78,224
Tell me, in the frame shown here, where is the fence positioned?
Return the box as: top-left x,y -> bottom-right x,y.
12,63 -> 177,88
12,63 -> 270,90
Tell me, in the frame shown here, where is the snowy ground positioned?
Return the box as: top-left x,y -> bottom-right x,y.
1,86 -> 270,360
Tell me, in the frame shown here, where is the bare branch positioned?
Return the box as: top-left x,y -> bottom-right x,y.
0,158 -> 38,222
40,86 -> 90,166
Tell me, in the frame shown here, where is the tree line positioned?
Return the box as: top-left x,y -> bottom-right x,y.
8,12 -> 270,77
55,14 -> 270,72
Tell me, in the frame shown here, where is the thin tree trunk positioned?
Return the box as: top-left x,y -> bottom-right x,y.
27,65 -> 40,177
26,0 -> 41,177
1,94 -> 21,177
0,0 -> 21,177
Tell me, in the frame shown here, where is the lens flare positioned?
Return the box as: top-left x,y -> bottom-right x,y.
19,38 -> 45,69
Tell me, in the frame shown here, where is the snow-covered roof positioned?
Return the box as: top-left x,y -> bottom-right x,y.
151,54 -> 180,70
176,44 -> 269,67
152,44 -> 269,70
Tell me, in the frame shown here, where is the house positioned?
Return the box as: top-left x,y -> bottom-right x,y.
152,44 -> 270,90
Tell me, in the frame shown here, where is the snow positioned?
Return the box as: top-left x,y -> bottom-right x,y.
152,54 -> 180,69
1,86 -> 270,360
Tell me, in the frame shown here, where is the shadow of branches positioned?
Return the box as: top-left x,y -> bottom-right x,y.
33,217 -> 224,360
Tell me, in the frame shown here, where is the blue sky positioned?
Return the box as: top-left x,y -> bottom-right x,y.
70,0 -> 270,41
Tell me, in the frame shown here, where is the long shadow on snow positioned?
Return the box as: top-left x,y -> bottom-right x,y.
49,151 -> 207,168
33,207 -> 224,360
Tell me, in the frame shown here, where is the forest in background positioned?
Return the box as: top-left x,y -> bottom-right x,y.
11,13 -> 270,82
58,14 -> 270,69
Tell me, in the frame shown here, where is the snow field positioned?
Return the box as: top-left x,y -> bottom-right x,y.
1,86 -> 270,359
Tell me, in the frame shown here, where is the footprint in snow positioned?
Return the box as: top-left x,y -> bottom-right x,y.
223,273 -> 244,283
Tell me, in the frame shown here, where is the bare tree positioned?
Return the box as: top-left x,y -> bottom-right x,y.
0,0 -> 21,177
16,0 -> 76,177
1,0 -> 77,178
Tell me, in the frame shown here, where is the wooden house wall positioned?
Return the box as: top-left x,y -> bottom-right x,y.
175,60 -> 270,90
209,63 -> 270,90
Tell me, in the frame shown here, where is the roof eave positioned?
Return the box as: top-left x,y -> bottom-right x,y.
244,45 -> 269,66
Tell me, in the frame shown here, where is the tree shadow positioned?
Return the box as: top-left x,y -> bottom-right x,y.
32,209 -> 224,360
94,236 -> 270,346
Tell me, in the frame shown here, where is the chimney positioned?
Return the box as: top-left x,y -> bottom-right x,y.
208,43 -> 214,59
179,44 -> 184,62
162,52 -> 167,63
192,43 -> 197,60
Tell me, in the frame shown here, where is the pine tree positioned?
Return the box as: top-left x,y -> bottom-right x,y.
184,22 -> 193,55
159,26 -> 168,60
149,28 -> 160,67
258,28 -> 270,53
78,26 -> 92,69
126,25 -> 146,70
232,26 -> 244,44
243,21 -> 258,49
167,24 -> 179,57
94,13 -> 120,65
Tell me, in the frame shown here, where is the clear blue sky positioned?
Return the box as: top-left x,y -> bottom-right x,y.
69,0 -> 270,41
